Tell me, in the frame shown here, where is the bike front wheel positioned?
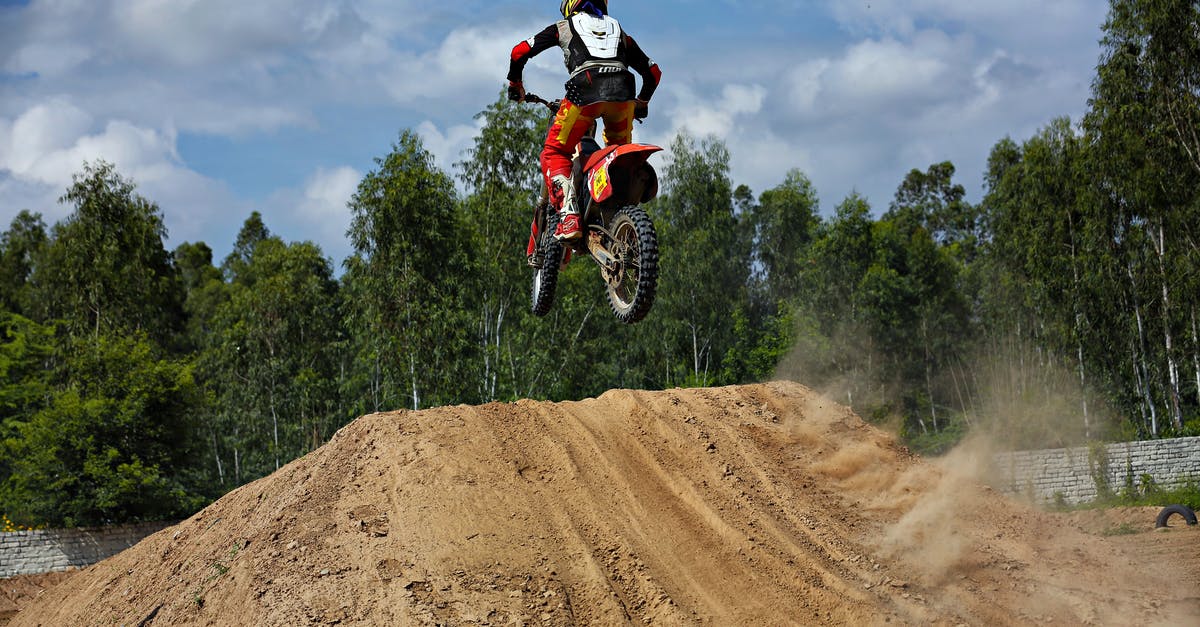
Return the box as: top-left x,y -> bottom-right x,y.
531,212 -> 563,317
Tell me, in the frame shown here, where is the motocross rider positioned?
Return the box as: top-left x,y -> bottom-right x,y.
508,0 -> 661,241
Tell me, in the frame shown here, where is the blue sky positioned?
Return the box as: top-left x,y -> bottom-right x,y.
0,0 -> 1110,264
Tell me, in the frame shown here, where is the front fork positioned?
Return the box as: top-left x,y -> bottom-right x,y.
526,184 -> 552,268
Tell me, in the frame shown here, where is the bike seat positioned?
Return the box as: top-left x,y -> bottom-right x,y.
578,136 -> 601,160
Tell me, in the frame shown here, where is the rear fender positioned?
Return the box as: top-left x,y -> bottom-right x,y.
585,144 -> 662,203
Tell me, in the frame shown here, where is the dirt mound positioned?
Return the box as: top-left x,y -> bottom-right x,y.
9,382 -> 1199,625
1,572 -> 73,624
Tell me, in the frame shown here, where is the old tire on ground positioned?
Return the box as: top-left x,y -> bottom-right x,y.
531,212 -> 563,317
604,206 -> 658,324
1154,504 -> 1198,528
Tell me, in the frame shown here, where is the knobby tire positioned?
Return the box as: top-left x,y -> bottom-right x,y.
531,211 -> 563,317
605,206 -> 658,324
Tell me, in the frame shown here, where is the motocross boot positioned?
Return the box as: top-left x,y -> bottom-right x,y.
552,175 -> 582,241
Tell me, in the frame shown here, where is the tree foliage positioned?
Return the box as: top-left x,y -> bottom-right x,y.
649,132 -> 750,386
198,225 -> 342,485
3,0 -> 1199,526
342,130 -> 470,413
0,211 -> 48,316
2,331 -> 202,527
31,161 -> 184,348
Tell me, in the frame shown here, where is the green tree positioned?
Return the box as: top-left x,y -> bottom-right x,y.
750,169 -> 820,304
1,332 -> 203,527
887,161 -> 978,250
0,314 -> 56,502
343,130 -> 470,412
983,120 -> 1109,441
808,194 -> 876,320
721,301 -> 796,384
174,241 -> 228,354
0,211 -> 48,315
200,220 -> 342,485
30,162 -> 184,349
171,241 -> 232,487
222,211 -> 271,281
648,132 -> 751,387
1083,0 -> 1200,434
456,94 -> 554,401
859,215 -> 969,435
794,194 -> 880,405
778,166 -> 974,445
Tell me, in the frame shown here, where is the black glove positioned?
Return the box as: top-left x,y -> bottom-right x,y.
634,99 -> 649,120
507,82 -> 525,102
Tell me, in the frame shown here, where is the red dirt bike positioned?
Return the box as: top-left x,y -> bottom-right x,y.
523,94 -> 661,324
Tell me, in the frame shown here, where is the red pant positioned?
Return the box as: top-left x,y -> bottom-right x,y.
541,99 -> 636,207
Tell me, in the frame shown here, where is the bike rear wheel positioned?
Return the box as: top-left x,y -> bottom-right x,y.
531,212 -> 563,317
605,206 -> 658,324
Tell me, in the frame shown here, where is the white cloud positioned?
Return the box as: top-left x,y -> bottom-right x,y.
662,83 -> 766,139
729,131 -> 816,195
0,118 -> 9,168
701,7 -> 1099,209
0,0 -> 1111,259
109,0 -> 373,67
4,99 -> 92,177
5,42 -> 92,77
787,58 -> 831,113
297,165 -> 360,238
141,169 -> 245,252
3,0 -> 105,77
781,30 -> 972,123
261,165 -> 362,263
834,33 -> 956,102
416,118 -> 486,178
1,3 -> 551,141
1,1 -> 411,136
382,21 -> 549,106
0,174 -> 60,224
0,98 -> 246,247
825,0 -> 1105,45
300,166 -> 360,218
0,99 -> 174,188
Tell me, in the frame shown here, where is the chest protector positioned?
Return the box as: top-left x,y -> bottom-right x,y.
557,14 -> 636,105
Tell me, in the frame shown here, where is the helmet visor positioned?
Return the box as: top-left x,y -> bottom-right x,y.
561,0 -> 605,18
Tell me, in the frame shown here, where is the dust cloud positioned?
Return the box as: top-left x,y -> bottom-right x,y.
877,437 -> 992,585
770,334 -> 1197,624
969,342 -> 1121,450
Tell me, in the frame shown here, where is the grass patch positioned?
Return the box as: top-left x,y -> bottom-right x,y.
1049,476 -> 1200,512
1102,476 -> 1200,510
1099,522 -> 1138,536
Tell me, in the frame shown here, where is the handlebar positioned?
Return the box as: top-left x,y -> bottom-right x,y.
522,93 -> 560,112
520,91 -> 645,124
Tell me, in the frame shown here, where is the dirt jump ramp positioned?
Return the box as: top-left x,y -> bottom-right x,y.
11,382 -> 1199,625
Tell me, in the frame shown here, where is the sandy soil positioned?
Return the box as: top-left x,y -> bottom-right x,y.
1,572 -> 73,625
6,382 -> 1199,625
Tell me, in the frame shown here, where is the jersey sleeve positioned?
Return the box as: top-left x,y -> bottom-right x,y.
508,24 -> 561,84
623,34 -> 661,102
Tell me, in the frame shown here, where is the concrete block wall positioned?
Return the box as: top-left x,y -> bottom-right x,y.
0,521 -> 172,578
993,436 -> 1200,505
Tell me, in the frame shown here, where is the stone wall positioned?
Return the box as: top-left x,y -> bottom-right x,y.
992,436 -> 1200,505
0,521 -> 173,578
